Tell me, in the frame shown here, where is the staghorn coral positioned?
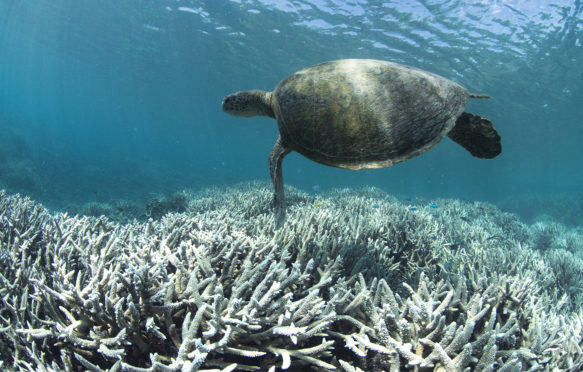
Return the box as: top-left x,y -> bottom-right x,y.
1,184 -> 583,371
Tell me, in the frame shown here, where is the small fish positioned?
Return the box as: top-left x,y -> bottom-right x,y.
486,235 -> 502,241
432,213 -> 439,218
312,184 -> 321,192
429,203 -> 438,208
372,203 -> 380,209
460,216 -> 470,222
408,207 -> 417,211
313,201 -> 326,208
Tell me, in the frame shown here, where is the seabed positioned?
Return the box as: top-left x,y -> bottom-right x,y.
1,182 -> 582,371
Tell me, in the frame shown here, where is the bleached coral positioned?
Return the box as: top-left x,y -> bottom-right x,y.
1,184 -> 583,371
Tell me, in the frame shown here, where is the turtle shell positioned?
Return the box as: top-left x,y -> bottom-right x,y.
271,59 -> 470,170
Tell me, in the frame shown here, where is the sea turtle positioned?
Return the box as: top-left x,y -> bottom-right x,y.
222,59 -> 501,228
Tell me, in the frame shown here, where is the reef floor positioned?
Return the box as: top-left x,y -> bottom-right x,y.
1,182 -> 582,371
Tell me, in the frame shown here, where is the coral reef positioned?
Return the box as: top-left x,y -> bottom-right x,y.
1,183 -> 583,371
146,191 -> 189,220
501,193 -> 583,228
63,191 -> 191,224
79,199 -> 145,224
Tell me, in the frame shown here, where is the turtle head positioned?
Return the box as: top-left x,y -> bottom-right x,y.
222,90 -> 274,118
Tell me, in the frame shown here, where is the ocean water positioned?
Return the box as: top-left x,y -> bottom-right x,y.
0,0 -> 582,219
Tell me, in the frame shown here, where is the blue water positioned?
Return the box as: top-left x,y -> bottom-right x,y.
1,0 -> 582,219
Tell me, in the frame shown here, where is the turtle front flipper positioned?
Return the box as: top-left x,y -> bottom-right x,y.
448,112 -> 502,159
269,136 -> 292,229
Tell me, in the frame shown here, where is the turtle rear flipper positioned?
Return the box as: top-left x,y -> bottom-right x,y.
448,112 -> 501,159
268,136 -> 292,229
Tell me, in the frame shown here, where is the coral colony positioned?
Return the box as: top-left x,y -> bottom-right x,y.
1,183 -> 583,371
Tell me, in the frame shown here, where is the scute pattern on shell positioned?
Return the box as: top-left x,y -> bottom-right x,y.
272,59 -> 470,170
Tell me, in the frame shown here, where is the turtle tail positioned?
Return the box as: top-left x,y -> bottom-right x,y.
469,93 -> 490,99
